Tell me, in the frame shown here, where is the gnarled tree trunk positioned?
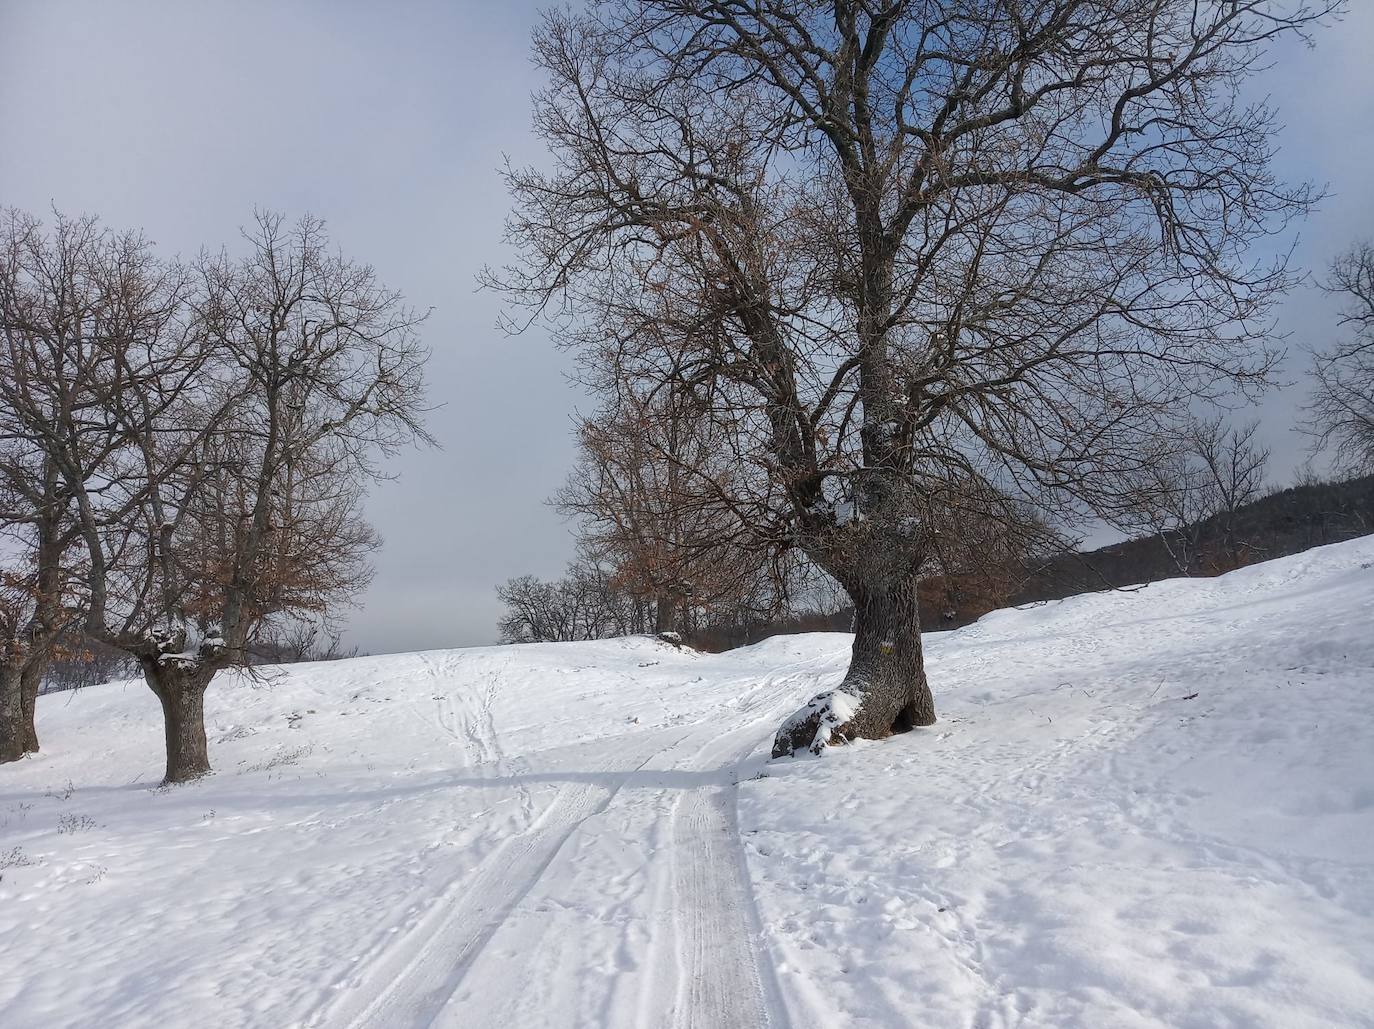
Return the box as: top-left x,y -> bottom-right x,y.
0,651 -> 45,762
20,660 -> 41,754
0,663 -> 25,764
141,658 -> 217,784
773,543 -> 935,758
840,573 -> 935,733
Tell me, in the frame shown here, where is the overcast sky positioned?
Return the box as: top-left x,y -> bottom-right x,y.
2,1 -> 1372,655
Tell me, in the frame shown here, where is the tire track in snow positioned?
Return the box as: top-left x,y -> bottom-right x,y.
321,655 -> 829,1029
654,662 -> 832,1029
430,658 -> 822,1028
411,652 -> 535,824
308,727 -> 687,1029
665,737 -> 788,1029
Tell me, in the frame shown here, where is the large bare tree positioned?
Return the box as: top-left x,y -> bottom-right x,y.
1,210 -> 431,783
491,0 -> 1337,756
0,210 -> 120,763
1309,241 -> 1374,474
0,467 -> 75,763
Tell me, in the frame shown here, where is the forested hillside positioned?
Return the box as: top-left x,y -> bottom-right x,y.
1014,474 -> 1374,605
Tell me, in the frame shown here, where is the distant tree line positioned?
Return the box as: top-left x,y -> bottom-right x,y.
1017,472 -> 1374,605
503,447 -> 1374,652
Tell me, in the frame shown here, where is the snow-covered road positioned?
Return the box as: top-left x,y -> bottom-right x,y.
314,653 -> 809,1029
0,633 -> 830,1028
2,538 -> 1372,1028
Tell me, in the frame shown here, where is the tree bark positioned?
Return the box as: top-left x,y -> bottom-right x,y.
142,660 -> 216,784
843,575 -> 936,733
773,561 -> 935,758
0,663 -> 25,764
654,593 -> 677,634
19,660 -> 41,754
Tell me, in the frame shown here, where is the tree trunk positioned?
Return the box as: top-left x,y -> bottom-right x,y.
20,660 -> 41,754
844,576 -> 936,733
142,660 -> 216,784
773,564 -> 935,758
654,593 -> 677,634
0,663 -> 25,764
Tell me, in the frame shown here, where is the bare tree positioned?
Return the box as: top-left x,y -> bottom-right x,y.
1189,417 -> 1271,569
555,386 -> 795,637
0,554 -> 48,761
1119,449 -> 1215,576
0,210 -> 112,762
490,1 -> 1334,756
252,621 -> 361,664
1309,242 -> 1374,473
1,210 -> 431,783
920,482 -> 1061,620
0,473 -> 74,762
497,555 -> 654,643
1120,416 -> 1271,574
37,633 -> 137,694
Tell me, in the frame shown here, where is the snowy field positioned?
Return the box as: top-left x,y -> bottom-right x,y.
1,539 -> 1372,1028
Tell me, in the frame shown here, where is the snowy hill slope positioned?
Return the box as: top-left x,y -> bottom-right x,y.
1,538 -> 1372,1028
745,538 -> 1374,1029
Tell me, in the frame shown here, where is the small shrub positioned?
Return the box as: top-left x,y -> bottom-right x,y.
1,846 -> 37,870
241,744 -> 314,774
56,813 -> 98,835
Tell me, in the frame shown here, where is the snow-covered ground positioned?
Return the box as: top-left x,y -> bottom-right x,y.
1,539 -> 1372,1028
